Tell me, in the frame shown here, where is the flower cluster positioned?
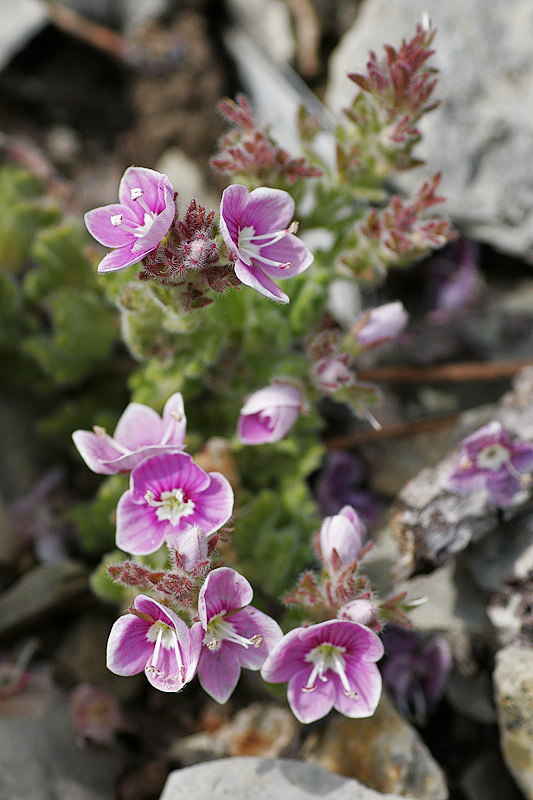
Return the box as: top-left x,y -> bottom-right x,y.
447,422 -> 533,506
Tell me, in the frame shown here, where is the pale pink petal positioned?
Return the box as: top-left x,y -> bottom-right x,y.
97,245 -> 146,273
243,186 -> 295,234
287,668 -> 335,724
240,384 -> 301,416
129,452 -> 209,502
219,183 -> 254,252
333,660 -> 382,718
130,194 -> 175,254
257,234 -> 313,279
230,607 -> 283,670
72,430 -> 124,475
174,472 -> 233,539
161,393 -> 187,446
197,646 -> 241,704
118,166 -> 173,214
114,403 -> 164,450
116,491 -> 166,554
260,629 -> 311,683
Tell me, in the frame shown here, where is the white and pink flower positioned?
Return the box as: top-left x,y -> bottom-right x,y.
72,392 -> 187,475
106,594 -> 203,692
116,451 -> 233,554
219,184 -> 313,304
319,505 -> 365,572
261,619 -> 383,724
197,567 -> 282,704
85,166 -> 175,273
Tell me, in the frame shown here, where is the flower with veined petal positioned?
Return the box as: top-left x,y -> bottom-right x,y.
72,392 -> 186,475
197,567 -> 282,703
219,184 -> 313,303
106,594 -> 203,692
116,451 -> 233,554
85,166 -> 175,273
261,619 -> 383,724
447,421 -> 533,506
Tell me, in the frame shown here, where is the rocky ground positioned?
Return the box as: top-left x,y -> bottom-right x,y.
2,1 -> 533,799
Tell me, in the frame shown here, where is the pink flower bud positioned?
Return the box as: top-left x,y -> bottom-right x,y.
339,598 -> 379,628
319,506 -> 364,570
237,383 -> 303,445
355,301 -> 408,348
175,525 -> 209,572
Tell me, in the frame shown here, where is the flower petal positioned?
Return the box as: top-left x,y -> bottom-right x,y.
96,245 -> 146,273
257,233 -> 313,279
197,645 -> 242,704
118,166 -> 173,215
230,607 -> 283,670
72,430 -> 124,475
161,392 -> 187,447
219,183 -> 253,253
116,491 -> 166,554
173,471 -> 233,539
198,567 -> 253,626
114,403 -> 164,450
106,614 -> 152,676
234,259 -> 289,304
84,204 -> 136,247
332,660 -> 382,718
287,668 -> 336,724
243,187 -> 295,235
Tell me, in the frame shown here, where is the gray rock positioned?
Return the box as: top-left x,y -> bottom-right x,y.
0,683 -> 121,800
459,751 -> 523,800
160,757 -> 407,800
326,0 -> 533,264
493,644 -> 533,800
0,0 -> 48,72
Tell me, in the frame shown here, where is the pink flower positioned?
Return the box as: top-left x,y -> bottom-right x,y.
116,451 -> 234,555
84,166 -> 175,273
106,594 -> 203,692
355,301 -> 408,348
70,683 -> 124,747
319,506 -> 364,571
448,421 -> 533,506
261,619 -> 383,724
219,184 -> 313,303
339,598 -> 379,629
237,383 -> 303,445
72,392 -> 187,475
197,567 -> 282,703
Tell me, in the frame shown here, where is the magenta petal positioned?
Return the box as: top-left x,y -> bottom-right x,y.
116,491 -> 165,554
287,668 -> 336,724
258,234 -> 313,279
72,430 -> 124,475
219,184 -> 253,251
240,384 -> 301,415
114,403 -> 165,450
97,245 -> 146,273
131,194 -> 175,253
197,646 -> 242,704
198,567 -> 254,626
129,452 -> 208,501
107,614 -> 152,676
176,472 -> 233,538
84,204 -> 136,247
234,259 -> 290,304
231,607 -> 282,670
119,166 -> 172,213
260,628 -> 310,683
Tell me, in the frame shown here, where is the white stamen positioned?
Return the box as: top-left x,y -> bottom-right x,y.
477,444 -> 510,472
304,642 -> 358,700
146,620 -> 184,677
144,488 -> 195,525
204,614 -> 262,651
92,425 -> 131,455
110,214 -> 123,226
130,187 -> 143,200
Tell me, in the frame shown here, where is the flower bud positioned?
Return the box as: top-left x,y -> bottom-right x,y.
237,383 -> 303,445
319,505 -> 364,570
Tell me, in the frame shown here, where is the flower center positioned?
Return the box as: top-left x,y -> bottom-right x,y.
303,642 -> 358,699
204,612 -> 263,652
476,444 -> 509,471
109,189 -> 158,239
237,223 -> 296,270
146,619 -> 186,682
144,488 -> 195,525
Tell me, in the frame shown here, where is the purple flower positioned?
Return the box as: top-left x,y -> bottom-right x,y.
355,301 -> 408,348
219,184 -> 313,303
319,506 -> 364,571
238,383 -> 303,445
261,619 -> 383,724
106,594 -> 203,692
72,393 -> 187,475
116,451 -> 234,554
381,625 -> 451,723
315,450 -> 381,524
447,421 -> 533,506
196,567 -> 282,703
84,166 -> 175,273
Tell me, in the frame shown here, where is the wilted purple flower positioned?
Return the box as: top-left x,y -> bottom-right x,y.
313,354 -> 354,394
107,594 -> 203,692
85,166 -> 175,273
381,625 -> 451,723
70,683 -> 124,747
261,619 -> 383,724
426,238 -> 481,322
354,301 -> 408,348
315,451 -> 381,525
197,567 -> 282,703
116,451 -> 233,554
73,392 -> 187,475
319,506 -> 364,572
238,383 -> 303,445
447,421 -> 533,506
219,184 -> 313,303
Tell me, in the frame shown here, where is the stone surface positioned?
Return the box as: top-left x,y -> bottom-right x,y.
304,693 -> 448,799
493,644 -> 533,800
160,757 -> 407,800
459,751 -> 523,800
0,683 -> 122,800
326,0 -> 533,265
